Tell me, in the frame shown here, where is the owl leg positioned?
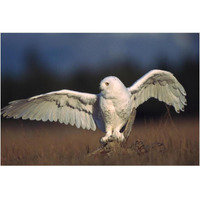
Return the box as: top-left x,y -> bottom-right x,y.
100,127 -> 113,143
113,130 -> 125,142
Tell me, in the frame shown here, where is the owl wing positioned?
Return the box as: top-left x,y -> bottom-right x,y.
128,69 -> 187,113
1,89 -> 101,131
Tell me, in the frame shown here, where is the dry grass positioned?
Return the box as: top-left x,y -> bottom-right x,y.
1,116 -> 199,165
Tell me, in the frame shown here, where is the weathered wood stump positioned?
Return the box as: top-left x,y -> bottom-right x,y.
87,139 -> 166,158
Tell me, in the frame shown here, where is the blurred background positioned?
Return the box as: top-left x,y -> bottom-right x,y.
1,33 -> 199,119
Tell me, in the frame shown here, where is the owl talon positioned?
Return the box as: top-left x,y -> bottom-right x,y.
100,133 -> 124,144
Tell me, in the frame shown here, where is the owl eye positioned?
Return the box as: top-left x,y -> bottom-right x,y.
105,82 -> 109,86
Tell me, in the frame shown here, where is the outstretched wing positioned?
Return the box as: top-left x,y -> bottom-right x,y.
1,89 -> 98,131
128,70 -> 187,113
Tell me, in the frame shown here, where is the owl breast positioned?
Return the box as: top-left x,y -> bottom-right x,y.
99,94 -> 132,130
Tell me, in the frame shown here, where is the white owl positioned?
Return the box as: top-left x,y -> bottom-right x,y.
2,70 -> 187,143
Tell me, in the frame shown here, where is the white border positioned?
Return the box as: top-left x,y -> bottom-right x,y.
0,0 -> 199,32
0,166 -> 200,200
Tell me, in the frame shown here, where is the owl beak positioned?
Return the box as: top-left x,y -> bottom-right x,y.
99,83 -> 104,91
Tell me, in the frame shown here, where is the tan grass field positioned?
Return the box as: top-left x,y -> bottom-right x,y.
1,116 -> 199,165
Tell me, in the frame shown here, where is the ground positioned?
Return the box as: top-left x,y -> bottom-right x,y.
1,116 -> 199,165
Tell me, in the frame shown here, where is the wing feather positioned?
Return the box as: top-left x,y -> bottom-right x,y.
85,113 -> 91,130
41,102 -> 54,122
89,115 -> 96,131
58,106 -> 64,124
31,103 -> 47,121
69,107 -> 75,126
75,109 -> 81,128
6,102 -> 28,119
128,69 -> 187,113
80,111 -> 86,129
21,103 -> 38,120
64,107 -> 70,125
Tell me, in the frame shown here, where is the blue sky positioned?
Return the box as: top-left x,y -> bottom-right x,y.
1,33 -> 199,78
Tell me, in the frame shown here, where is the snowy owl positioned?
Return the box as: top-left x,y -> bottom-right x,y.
1,69 -> 187,143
